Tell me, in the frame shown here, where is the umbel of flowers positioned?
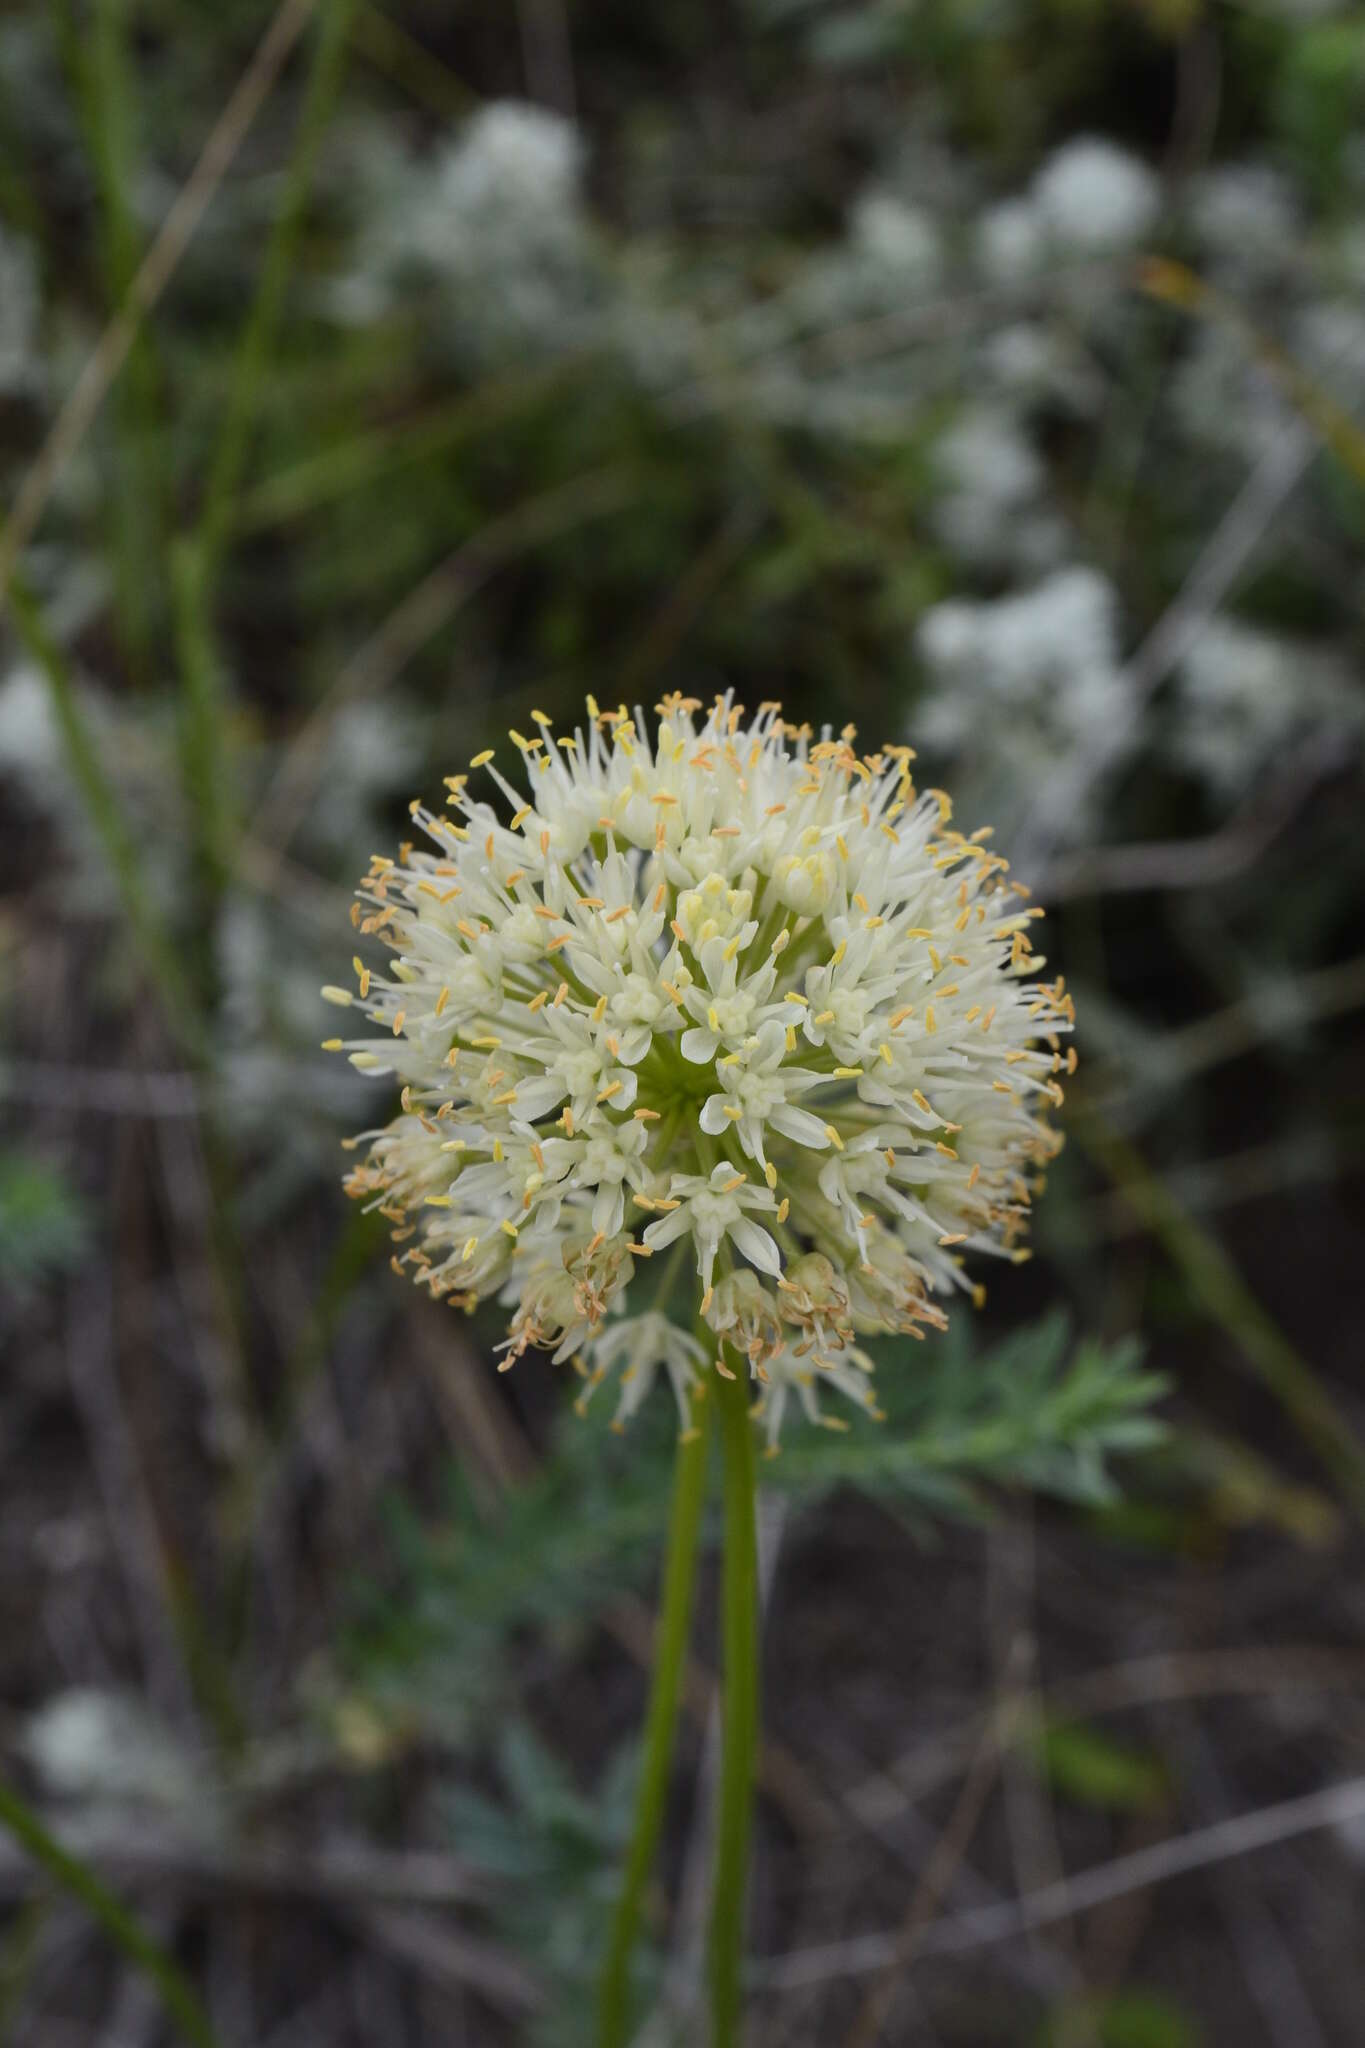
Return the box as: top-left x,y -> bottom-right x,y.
325,693 -> 1073,1445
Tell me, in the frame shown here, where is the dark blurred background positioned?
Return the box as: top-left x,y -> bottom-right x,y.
2,1 -> 1365,2042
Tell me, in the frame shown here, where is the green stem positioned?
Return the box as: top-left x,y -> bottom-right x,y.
597,1377 -> 713,2047
0,1776 -> 221,2048
709,1345 -> 760,2048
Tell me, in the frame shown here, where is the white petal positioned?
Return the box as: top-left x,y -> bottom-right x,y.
729,1216 -> 782,1275
699,1095 -> 731,1136
771,1104 -> 831,1148
613,1069 -> 639,1110
516,1076 -> 569,1121
681,1028 -> 719,1064
642,1206 -> 692,1251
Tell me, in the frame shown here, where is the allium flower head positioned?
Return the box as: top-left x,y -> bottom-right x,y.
326,696 -> 1073,1447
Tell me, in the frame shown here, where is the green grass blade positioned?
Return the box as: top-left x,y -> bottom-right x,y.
0,1775 -> 222,2048
197,0 -> 361,574
7,574 -> 207,1064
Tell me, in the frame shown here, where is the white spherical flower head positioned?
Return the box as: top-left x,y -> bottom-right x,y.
327,694 -> 1074,1446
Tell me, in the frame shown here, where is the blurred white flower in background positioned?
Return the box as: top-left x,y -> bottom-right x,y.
337,101 -> 596,351
916,568 -> 1128,831
847,189 -> 943,284
0,663 -> 64,791
1172,321 -> 1291,462
1292,299 -> 1365,407
931,406 -> 1067,572
1032,137 -> 1160,255
976,197 -> 1048,286
1170,616 -> 1363,796
1188,164 -> 1299,283
23,1689 -> 212,1832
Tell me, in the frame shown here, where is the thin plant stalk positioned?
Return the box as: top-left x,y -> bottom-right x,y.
598,1380 -> 714,2047
709,1347 -> 760,2046
0,1775 -> 220,2048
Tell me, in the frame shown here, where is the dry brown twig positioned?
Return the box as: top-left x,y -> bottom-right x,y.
839,1636 -> 1030,2048
761,1773 -> 1365,1993
853,1643 -> 1365,1819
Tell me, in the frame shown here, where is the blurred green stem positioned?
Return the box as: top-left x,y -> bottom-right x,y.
710,1346 -> 759,2048
7,574 -> 206,1063
197,0 -> 360,573
57,0 -> 166,681
1079,1111 -> 1365,1505
0,1776 -> 220,2048
174,0 -> 359,991
597,1371 -> 713,2048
